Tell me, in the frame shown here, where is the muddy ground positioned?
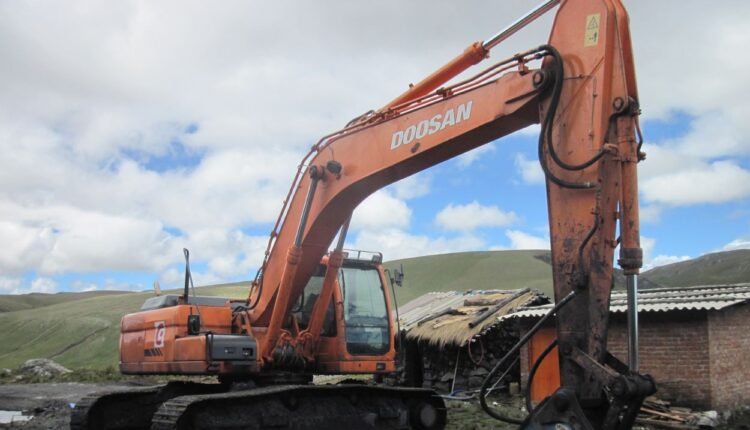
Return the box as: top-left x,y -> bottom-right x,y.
0,382 -> 152,429
1,382 -> 748,430
0,382 -> 519,429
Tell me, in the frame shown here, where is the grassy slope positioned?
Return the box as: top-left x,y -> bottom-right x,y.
642,249 -> 750,287
2,249 -> 747,370
0,291 -> 131,313
0,283 -> 250,370
384,250 -> 554,305
0,251 -> 552,370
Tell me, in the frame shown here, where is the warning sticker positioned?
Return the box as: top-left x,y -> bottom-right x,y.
584,13 -> 601,47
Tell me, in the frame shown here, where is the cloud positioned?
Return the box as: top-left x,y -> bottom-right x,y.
0,276 -> 22,294
675,112 -> 748,158
350,191 -> 412,231
0,276 -> 59,295
639,205 -> 662,224
641,160 -> 750,206
350,228 -> 484,262
193,229 -> 267,279
505,230 -> 549,250
721,238 -> 750,251
29,277 -> 59,294
70,281 -> 99,293
390,172 -> 432,200
635,236 -> 691,270
646,255 -> 692,270
456,144 -> 496,168
514,153 -> 544,185
629,2 -> 750,127
435,201 -> 518,232
0,220 -> 54,274
2,0 -> 750,293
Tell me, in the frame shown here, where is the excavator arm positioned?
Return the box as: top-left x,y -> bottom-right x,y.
80,1 -> 656,429
248,0 -> 654,428
250,58 -> 542,336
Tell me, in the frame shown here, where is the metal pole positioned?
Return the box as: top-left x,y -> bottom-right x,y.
335,216 -> 351,251
482,0 -> 560,51
626,274 -> 639,371
294,167 -> 321,248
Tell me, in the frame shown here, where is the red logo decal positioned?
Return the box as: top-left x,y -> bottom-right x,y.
154,321 -> 166,348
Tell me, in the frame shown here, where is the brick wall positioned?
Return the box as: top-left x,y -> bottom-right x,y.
520,311 -> 713,409
608,311 -> 711,409
520,306 -> 750,410
708,304 -> 750,410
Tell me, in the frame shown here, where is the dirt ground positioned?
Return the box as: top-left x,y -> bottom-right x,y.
0,382 -> 520,429
0,382 -> 153,429
1,382 -> 747,430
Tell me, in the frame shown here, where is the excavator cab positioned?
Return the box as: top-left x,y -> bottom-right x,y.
340,252 -> 392,355
293,251 -> 392,355
118,249 -> 396,378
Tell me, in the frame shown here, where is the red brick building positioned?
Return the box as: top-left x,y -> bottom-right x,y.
514,284 -> 750,410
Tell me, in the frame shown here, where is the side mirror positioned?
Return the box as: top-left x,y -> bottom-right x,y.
394,264 -> 405,287
187,314 -> 201,335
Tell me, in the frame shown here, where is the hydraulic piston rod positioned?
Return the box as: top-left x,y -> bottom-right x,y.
626,274 -> 639,370
482,0 -> 560,51
383,0 -> 560,110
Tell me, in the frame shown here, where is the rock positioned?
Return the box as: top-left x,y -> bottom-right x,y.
19,358 -> 71,378
453,375 -> 468,388
439,372 -> 453,382
434,382 -> 450,393
0,368 -> 12,377
468,376 -> 484,387
693,410 -> 719,428
470,367 -> 489,377
479,359 -> 493,371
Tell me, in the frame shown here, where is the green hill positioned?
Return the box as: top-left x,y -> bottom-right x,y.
0,283 -> 250,370
642,249 -> 750,287
0,290 -> 131,313
384,250 -> 554,305
1,249 -> 747,370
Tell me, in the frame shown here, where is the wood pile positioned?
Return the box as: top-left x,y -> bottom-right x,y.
393,323 -> 522,393
636,398 -> 719,429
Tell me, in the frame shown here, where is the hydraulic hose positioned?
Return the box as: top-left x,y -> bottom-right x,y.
479,290 -> 578,423
536,45 -> 599,189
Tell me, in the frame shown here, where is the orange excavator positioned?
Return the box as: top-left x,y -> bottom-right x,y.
71,0 -> 655,428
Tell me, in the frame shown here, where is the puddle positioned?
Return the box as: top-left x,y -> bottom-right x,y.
0,410 -> 32,424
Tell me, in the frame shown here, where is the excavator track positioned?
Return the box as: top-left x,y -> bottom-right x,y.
151,384 -> 447,430
70,381 -> 226,430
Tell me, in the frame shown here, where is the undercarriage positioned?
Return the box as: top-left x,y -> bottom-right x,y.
71,381 -> 446,430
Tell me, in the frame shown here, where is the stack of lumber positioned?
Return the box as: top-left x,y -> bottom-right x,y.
637,398 -> 718,429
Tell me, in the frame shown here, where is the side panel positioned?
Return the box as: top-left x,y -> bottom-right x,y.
528,327 -> 560,402
120,304 -> 260,374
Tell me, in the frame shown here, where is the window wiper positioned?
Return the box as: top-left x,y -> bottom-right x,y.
339,268 -> 346,302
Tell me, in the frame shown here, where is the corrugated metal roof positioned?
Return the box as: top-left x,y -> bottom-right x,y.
397,288 -> 548,346
506,283 -> 750,319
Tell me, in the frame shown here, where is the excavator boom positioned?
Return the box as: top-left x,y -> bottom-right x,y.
73,1 -> 654,429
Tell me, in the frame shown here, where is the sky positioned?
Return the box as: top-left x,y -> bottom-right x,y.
1,1 -> 749,295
